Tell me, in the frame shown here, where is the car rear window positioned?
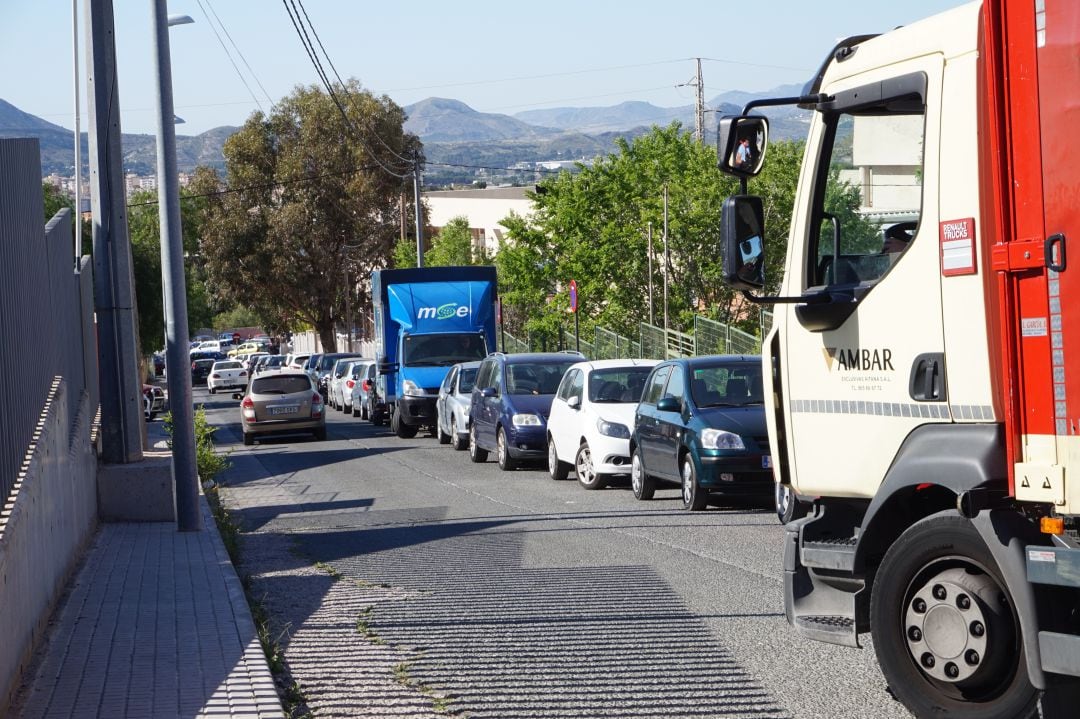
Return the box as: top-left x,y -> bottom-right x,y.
194,359 -> 215,369
251,375 -> 312,395
216,361 -> 242,370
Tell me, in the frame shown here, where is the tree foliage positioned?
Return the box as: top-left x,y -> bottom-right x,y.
126,189 -> 215,355
496,124 -> 787,343
193,81 -> 422,350
393,215 -> 490,268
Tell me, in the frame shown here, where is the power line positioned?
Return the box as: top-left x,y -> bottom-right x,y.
280,0 -> 412,178
200,0 -> 275,109
194,0 -> 264,112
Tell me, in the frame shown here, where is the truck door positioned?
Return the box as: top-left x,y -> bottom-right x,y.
780,58 -> 947,499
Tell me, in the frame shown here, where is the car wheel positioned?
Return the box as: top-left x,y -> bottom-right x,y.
360,403 -> 368,420
437,421 -> 451,444
870,514 -> 1038,719
576,442 -> 606,490
469,424 -> 488,463
496,427 -> 517,471
681,455 -> 707,511
631,448 -> 655,500
243,432 -> 254,446
775,482 -> 808,525
209,386 -> 216,395
393,407 -> 419,439
352,403 -> 361,417
342,401 -> 351,414
314,427 -> 327,441
548,436 -> 570,480
452,416 -> 468,451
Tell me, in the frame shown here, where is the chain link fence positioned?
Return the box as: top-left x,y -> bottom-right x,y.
501,331 -> 529,354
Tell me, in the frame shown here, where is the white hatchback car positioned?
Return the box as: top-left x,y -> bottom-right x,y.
207,360 -> 249,394
547,359 -> 659,489
435,361 -> 480,450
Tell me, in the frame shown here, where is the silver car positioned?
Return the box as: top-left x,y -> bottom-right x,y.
348,360 -> 377,418
240,370 -> 326,446
436,361 -> 480,450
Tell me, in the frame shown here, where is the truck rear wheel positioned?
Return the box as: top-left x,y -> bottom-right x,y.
870,514 -> 1038,719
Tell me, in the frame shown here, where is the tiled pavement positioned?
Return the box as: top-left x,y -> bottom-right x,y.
11,493 -> 283,717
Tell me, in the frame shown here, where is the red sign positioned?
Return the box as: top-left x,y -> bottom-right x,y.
939,218 -> 977,277
569,280 -> 578,313
232,332 -> 241,343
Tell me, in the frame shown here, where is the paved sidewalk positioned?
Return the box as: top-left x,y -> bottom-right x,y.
11,421 -> 283,718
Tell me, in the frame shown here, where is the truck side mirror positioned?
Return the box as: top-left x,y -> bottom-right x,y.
722,195 -> 766,290
717,115 -> 769,177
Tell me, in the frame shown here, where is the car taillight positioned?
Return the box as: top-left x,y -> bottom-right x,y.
346,379 -> 355,389
241,396 -> 256,420
240,371 -> 247,376
211,373 -> 220,378
311,392 -> 323,417
362,380 -> 371,392
191,362 -> 197,370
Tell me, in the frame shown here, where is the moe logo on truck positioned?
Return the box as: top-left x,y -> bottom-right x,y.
417,303 -> 470,320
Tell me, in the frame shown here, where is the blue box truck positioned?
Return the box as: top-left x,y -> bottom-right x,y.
372,266 -> 497,438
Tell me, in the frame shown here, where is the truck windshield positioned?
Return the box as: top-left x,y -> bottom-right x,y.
403,333 -> 487,366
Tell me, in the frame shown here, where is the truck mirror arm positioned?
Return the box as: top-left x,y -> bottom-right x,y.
740,289 -> 832,305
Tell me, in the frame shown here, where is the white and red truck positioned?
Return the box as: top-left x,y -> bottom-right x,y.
718,1 -> 1080,716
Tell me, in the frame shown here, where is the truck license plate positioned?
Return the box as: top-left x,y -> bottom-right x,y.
762,455 -> 772,469
270,405 -> 298,415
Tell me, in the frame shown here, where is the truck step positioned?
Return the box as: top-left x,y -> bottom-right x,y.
801,536 -> 857,571
794,615 -> 859,647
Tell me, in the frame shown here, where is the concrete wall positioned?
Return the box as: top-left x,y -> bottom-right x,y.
0,380 -> 98,712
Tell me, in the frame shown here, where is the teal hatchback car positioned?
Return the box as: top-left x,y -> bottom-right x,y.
630,356 -> 770,510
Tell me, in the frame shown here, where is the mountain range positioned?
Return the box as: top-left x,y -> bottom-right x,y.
1,84 -> 809,181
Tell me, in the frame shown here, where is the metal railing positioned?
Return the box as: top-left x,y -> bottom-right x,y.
639,322 -> 694,360
501,331 -> 529,353
1,139 -> 96,504
593,326 -> 640,360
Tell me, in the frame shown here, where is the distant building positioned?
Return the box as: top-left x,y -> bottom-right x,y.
424,187 -> 534,257
837,115 -> 922,220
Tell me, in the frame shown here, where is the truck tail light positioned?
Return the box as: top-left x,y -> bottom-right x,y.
241,396 -> 256,420
1041,517 -> 1065,535
311,393 -> 324,418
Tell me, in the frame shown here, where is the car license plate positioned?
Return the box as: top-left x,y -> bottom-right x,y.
270,405 -> 298,416
762,455 -> 772,469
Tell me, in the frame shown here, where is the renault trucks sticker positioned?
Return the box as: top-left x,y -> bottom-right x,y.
940,217 -> 976,276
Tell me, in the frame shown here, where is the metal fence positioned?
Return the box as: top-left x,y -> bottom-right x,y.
693,316 -> 762,356
639,322 -> 694,360
0,139 -> 96,505
501,331 -> 529,353
593,326 -> 640,360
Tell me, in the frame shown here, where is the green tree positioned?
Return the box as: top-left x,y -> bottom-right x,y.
42,183 -> 92,255
427,215 -> 490,266
126,188 -> 216,355
193,81 -> 422,351
212,305 -> 262,332
393,235 -> 417,268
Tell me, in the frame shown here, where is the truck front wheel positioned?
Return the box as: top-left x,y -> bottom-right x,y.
870,514 -> 1038,719
392,407 -> 419,439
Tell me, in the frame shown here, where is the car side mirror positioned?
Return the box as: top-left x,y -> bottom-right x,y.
567,396 -> 581,409
717,115 -> 769,177
480,387 -> 497,398
722,195 -> 766,291
656,396 -> 682,413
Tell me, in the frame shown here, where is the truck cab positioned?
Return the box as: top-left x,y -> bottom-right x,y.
718,2 -> 1080,716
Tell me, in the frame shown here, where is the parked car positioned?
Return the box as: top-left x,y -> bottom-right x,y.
240,370 -> 326,446
630,356 -> 770,511
243,352 -> 271,373
191,358 -> 217,385
436,361 -> 480,450
152,352 -> 166,376
336,359 -> 370,414
313,353 -> 363,398
329,357 -> 368,411
207,360 -> 248,394
256,355 -> 286,375
547,359 -> 660,489
366,373 -> 389,426
348,360 -> 378,419
228,341 -> 262,358
143,384 -> 166,420
286,353 -> 310,369
468,352 -> 582,470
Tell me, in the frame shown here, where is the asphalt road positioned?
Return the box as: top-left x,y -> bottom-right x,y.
198,386 -> 911,719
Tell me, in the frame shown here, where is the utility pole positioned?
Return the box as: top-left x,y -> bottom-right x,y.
151,0 -> 199,530
663,184 -> 669,333
344,266 -> 352,352
647,222 -> 654,326
677,58 -> 707,145
72,0 -> 82,264
86,0 -> 144,464
413,153 -> 424,268
694,57 -> 705,144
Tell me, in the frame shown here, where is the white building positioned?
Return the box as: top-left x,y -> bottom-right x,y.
424,187 -> 534,257
838,114 -> 923,218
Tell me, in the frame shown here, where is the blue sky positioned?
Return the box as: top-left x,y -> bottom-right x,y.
2,0 -> 967,136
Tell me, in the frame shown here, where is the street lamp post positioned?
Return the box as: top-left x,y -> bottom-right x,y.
151,2 -> 199,531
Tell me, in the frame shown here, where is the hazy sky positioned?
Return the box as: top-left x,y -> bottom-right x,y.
3,0 -> 967,136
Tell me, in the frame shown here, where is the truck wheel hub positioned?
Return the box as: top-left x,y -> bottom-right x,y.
904,567 -> 992,684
